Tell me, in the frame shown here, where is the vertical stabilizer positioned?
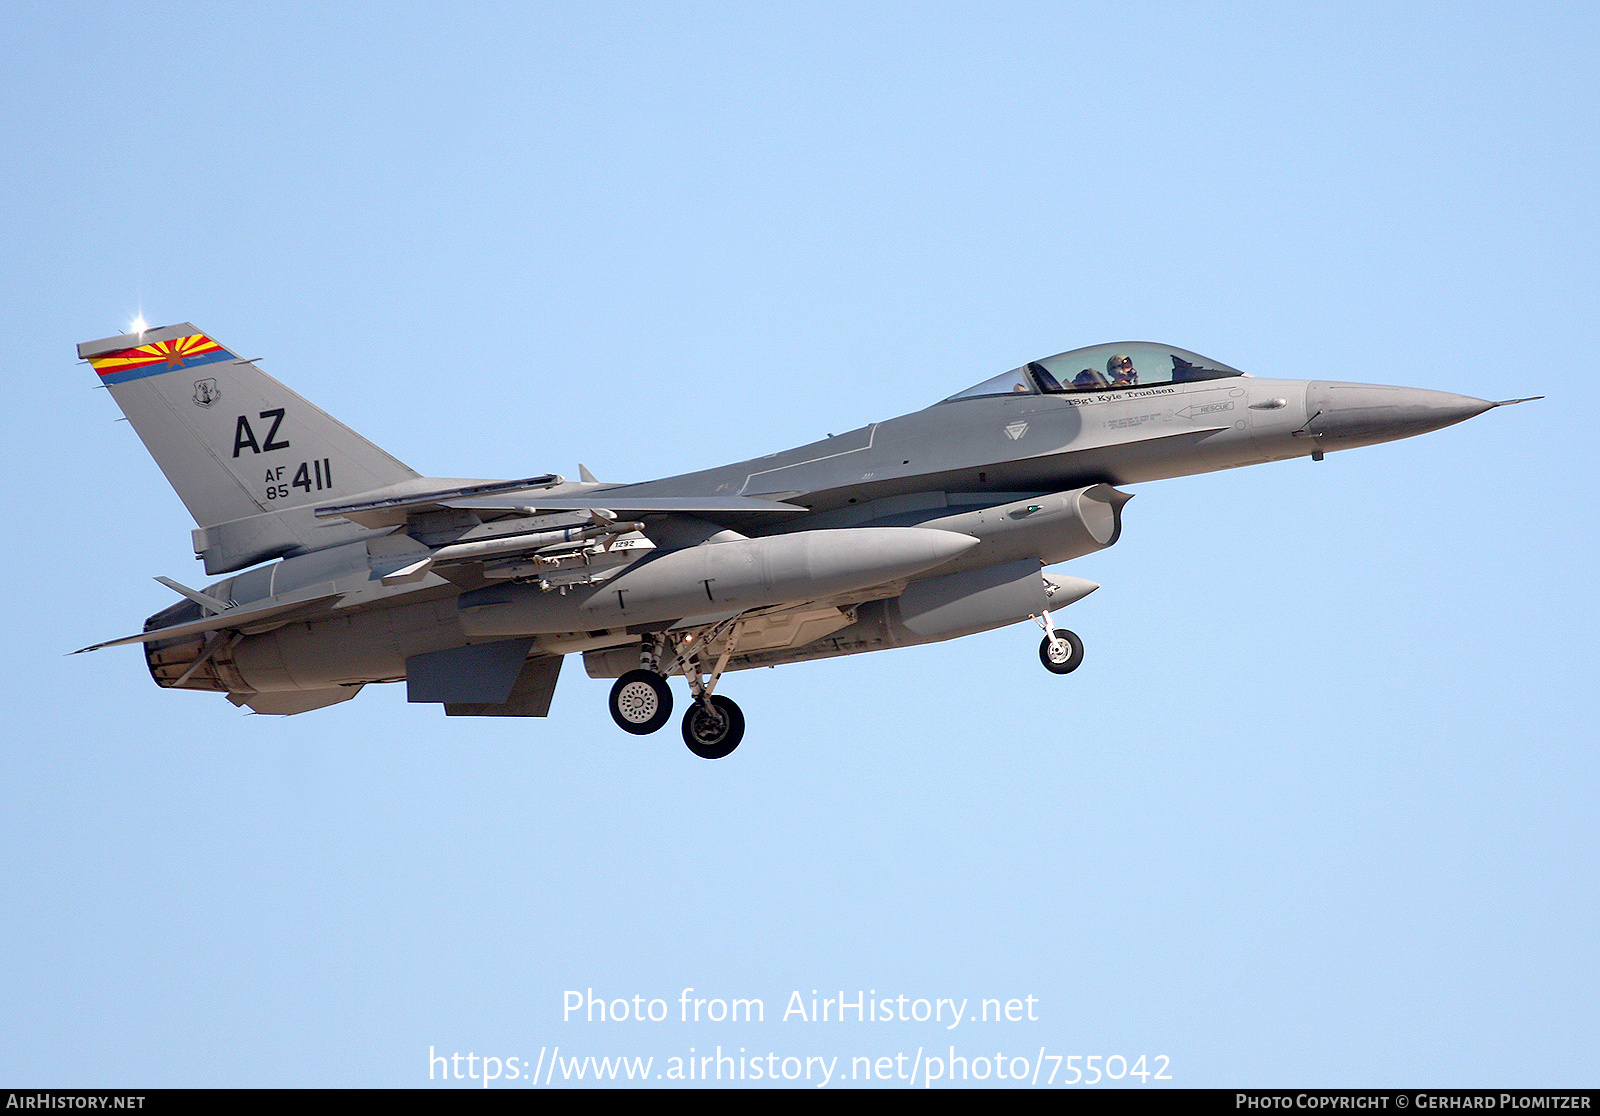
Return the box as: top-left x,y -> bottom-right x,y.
81,323 -> 419,529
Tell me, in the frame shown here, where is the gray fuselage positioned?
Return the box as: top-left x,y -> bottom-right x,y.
141,368 -> 1495,700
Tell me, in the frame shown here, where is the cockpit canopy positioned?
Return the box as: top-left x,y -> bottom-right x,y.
943,342 -> 1245,402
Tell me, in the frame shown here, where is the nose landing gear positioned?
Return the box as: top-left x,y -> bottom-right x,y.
1034,611 -> 1085,675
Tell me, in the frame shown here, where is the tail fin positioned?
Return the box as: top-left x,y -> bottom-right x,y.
81,322 -> 420,571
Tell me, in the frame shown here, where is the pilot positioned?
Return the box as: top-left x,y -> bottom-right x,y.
1073,368 -> 1110,389
1107,354 -> 1138,386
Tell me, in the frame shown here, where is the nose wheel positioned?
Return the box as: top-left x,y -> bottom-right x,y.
1034,611 -> 1084,675
1039,629 -> 1084,673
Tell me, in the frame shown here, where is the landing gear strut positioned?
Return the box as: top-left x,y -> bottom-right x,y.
1034,611 -> 1084,675
671,619 -> 747,759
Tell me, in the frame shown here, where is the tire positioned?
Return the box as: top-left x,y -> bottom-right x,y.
1039,629 -> 1084,674
609,670 -> 673,735
681,694 -> 745,759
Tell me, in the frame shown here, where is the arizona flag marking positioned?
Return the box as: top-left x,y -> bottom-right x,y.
88,333 -> 232,384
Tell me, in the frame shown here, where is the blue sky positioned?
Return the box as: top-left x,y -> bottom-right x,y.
2,0 -> 1595,1088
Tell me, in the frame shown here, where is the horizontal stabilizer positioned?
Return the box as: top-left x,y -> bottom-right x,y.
75,584 -> 341,653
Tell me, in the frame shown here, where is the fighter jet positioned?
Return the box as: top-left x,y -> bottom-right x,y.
75,324 -> 1535,758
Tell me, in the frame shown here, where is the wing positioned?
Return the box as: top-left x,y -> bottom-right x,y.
313,478 -> 805,528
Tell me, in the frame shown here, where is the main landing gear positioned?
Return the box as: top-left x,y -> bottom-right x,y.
605,629 -> 747,759
682,694 -> 744,760
608,670 -> 673,735
1034,611 -> 1085,675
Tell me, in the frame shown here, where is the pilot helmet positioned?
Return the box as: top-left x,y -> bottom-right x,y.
1107,354 -> 1134,378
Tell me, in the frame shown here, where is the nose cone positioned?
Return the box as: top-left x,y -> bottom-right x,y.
1306,382 -> 1496,449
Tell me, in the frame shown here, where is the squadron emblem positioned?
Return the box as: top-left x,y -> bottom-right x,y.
193,378 -> 221,407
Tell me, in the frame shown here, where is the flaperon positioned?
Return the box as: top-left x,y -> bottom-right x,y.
76,325 -> 1535,758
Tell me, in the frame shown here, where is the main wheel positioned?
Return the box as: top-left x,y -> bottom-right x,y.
1039,629 -> 1085,674
681,694 -> 745,759
609,670 -> 673,734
